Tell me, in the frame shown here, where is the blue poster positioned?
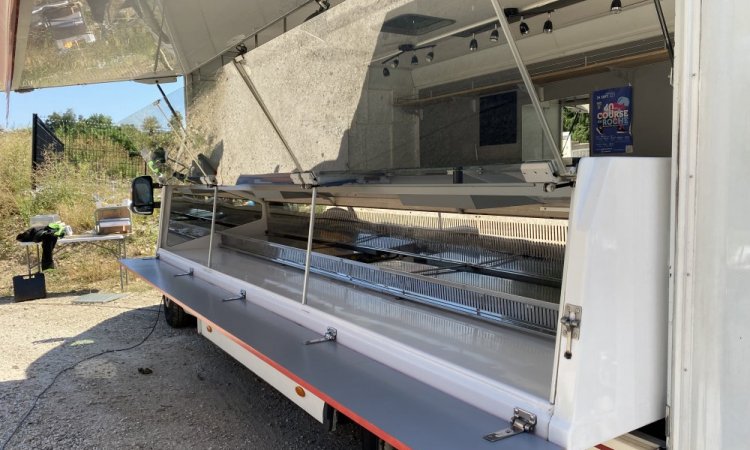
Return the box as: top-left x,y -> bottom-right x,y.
591,86 -> 633,154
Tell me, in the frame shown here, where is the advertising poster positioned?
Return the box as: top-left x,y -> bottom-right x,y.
591,86 -> 633,154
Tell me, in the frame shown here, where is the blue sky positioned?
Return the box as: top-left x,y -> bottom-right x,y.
3,77 -> 184,129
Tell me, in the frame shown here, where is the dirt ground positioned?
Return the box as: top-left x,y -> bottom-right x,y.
0,283 -> 363,449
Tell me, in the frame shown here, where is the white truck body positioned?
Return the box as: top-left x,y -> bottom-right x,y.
4,0 -> 749,448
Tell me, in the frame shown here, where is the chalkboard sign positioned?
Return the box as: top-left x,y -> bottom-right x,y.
480,91 -> 517,146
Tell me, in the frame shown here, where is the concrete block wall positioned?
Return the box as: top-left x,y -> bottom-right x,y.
184,0 -> 418,184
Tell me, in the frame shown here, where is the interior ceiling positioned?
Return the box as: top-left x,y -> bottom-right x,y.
372,0 -> 675,70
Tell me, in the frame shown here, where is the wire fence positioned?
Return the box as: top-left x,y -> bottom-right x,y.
34,84 -> 185,180
53,125 -> 147,178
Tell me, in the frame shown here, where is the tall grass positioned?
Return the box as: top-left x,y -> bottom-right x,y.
0,130 -> 32,258
0,129 -> 158,297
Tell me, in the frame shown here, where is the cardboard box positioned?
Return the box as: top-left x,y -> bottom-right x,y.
95,206 -> 131,235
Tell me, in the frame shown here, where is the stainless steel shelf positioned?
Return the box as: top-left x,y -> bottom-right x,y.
220,231 -> 561,335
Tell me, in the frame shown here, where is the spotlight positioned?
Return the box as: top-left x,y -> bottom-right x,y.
469,33 -> 478,52
383,67 -> 390,77
490,24 -> 499,43
543,12 -> 553,34
426,51 -> 434,63
610,0 -> 622,14
390,58 -> 399,69
519,17 -> 529,35
411,53 -> 419,65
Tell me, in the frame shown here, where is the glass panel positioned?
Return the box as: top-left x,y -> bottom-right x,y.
181,0 -> 673,181
17,0 -> 178,89
14,0 -> 314,89
165,187 -> 261,249
561,99 -> 590,160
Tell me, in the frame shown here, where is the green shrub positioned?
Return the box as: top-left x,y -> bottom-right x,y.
0,129 -> 158,297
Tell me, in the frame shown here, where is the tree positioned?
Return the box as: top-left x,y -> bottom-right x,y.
83,113 -> 114,127
140,115 -> 174,152
562,107 -> 590,143
167,111 -> 184,132
141,116 -> 161,134
45,108 -> 77,131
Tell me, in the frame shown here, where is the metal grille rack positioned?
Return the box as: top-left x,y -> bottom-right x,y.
219,207 -> 568,335
269,208 -> 566,284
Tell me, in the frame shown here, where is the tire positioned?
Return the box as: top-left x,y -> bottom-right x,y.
162,295 -> 195,328
360,427 -> 390,450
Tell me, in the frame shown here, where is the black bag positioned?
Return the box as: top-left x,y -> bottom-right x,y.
13,273 -> 47,302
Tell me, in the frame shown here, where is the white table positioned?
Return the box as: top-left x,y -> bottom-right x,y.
21,233 -> 128,291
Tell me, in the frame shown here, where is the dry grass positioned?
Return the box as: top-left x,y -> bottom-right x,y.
0,129 -> 158,297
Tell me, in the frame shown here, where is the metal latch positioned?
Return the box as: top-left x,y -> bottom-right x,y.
221,290 -> 246,302
305,327 -> 337,345
560,304 -> 582,359
483,408 -> 537,442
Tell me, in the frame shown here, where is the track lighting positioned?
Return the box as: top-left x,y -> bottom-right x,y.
469,33 -> 478,52
380,43 -> 436,76
543,12 -> 553,34
519,17 -> 529,35
490,24 -> 499,42
610,0 -> 622,14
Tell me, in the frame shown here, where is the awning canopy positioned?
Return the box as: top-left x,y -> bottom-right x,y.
3,0 -> 313,92
1,0 -> 18,92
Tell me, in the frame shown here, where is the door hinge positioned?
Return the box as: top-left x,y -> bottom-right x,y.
483,408 -> 537,442
305,327 -> 337,345
560,303 -> 582,359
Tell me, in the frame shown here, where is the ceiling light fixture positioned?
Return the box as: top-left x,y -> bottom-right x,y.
543,12 -> 553,34
380,43 -> 435,76
470,33 -> 478,52
490,23 -> 499,42
610,0 -> 622,14
519,17 -> 529,35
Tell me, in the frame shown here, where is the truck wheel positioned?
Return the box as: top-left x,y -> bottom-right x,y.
162,295 -> 195,328
361,427 -> 391,450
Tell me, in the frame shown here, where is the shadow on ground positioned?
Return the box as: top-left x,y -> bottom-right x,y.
0,299 -> 362,449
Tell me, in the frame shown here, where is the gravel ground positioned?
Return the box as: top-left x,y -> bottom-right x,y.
0,288 -> 362,449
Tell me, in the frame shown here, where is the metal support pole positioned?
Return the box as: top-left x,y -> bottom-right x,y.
25,246 -> 31,276
301,187 -> 318,305
207,186 -> 219,268
488,0 -> 568,177
653,0 -> 674,67
123,238 -> 128,285
119,239 -> 124,292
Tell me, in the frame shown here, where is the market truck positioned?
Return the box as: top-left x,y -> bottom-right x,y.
2,0 -> 747,448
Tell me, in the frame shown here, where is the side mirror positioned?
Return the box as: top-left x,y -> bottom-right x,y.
131,176 -> 160,215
